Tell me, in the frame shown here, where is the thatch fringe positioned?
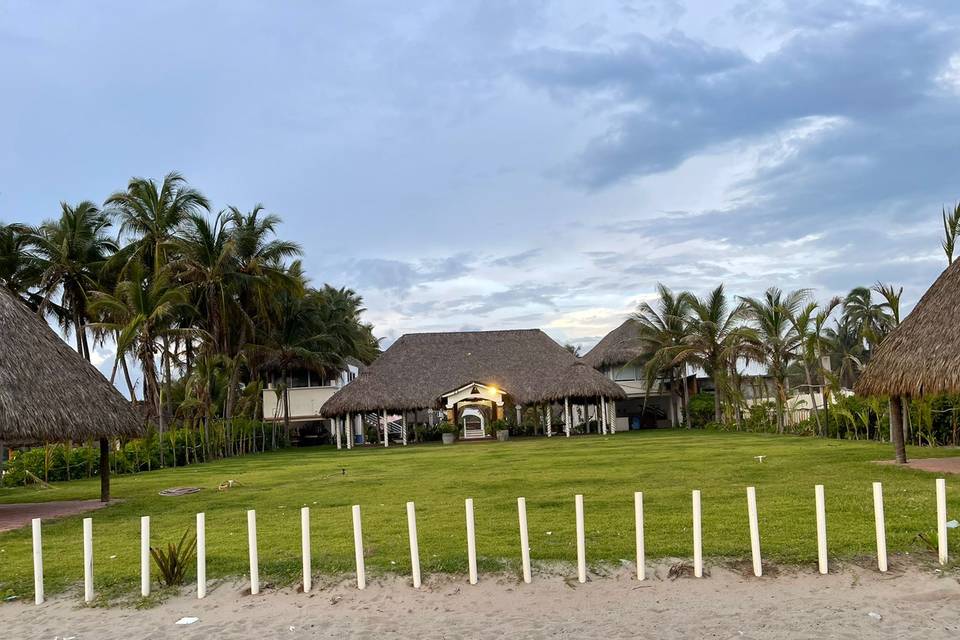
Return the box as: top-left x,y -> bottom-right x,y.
321,329 -> 625,416
856,260 -> 960,397
0,288 -> 143,444
580,319 -> 645,369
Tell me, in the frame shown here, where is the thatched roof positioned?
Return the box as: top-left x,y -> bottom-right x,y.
856,260 -> 960,397
321,329 -> 625,416
580,319 -> 647,369
0,288 -> 143,444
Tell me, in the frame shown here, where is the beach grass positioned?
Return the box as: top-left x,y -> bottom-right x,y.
0,429 -> 957,601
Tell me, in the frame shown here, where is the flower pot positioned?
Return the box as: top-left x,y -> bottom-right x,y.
442,432 -> 456,444
496,430 -> 510,442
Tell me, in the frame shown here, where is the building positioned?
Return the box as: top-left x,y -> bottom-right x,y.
321,329 -> 626,447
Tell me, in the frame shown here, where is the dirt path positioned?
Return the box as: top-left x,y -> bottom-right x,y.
0,500 -> 108,533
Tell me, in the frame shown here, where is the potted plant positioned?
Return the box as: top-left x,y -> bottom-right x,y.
490,419 -> 510,441
438,421 -> 457,444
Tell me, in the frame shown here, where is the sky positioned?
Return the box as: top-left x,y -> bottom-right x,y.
3,0 -> 960,366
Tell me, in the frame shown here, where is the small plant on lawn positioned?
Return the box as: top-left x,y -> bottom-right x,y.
150,530 -> 197,587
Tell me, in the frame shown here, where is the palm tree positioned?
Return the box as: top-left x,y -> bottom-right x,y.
0,221 -> 42,305
823,315 -> 866,390
791,298 -> 841,435
740,287 -> 809,433
843,286 -> 894,354
673,285 -> 749,423
632,284 -> 692,427
29,201 -> 118,361
942,202 -> 960,265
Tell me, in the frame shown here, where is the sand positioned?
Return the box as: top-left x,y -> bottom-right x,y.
3,561 -> 959,639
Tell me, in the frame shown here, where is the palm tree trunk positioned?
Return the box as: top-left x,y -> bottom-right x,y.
99,437 -> 110,502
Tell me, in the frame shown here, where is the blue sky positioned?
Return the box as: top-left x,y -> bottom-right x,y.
2,0 -> 959,362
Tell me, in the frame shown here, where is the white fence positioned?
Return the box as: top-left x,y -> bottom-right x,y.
26,478 -> 951,604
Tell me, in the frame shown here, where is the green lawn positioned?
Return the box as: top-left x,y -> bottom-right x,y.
0,430 -> 957,602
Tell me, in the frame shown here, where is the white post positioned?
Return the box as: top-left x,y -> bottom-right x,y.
197,512 -> 207,599
83,517 -> 94,603
382,410 -> 389,447
247,510 -> 260,594
407,502 -> 421,588
937,478 -> 948,565
465,498 -> 478,585
516,405 -> 522,425
402,412 -> 408,446
601,397 -> 608,434
352,505 -> 366,589
140,515 -> 150,597
301,507 -> 312,593
575,494 -> 586,583
546,404 -> 552,437
634,492 -> 645,581
346,413 -> 353,449
608,399 -> 617,434
564,398 -> 571,437
692,490 -> 703,578
815,485 -> 828,574
872,482 -> 887,572
32,518 -> 43,605
518,497 -> 531,584
335,416 -> 342,450
746,487 -> 762,577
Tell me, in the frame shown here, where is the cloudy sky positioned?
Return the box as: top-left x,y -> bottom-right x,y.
3,0 -> 959,358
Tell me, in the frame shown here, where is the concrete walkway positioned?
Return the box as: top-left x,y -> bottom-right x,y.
0,500 -> 108,532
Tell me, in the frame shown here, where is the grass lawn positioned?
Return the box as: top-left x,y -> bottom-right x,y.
1,429 -> 958,602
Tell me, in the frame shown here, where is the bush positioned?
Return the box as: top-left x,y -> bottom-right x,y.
688,392 -> 715,428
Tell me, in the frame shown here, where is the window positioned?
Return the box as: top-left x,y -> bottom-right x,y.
614,365 -> 637,381
290,369 -> 310,388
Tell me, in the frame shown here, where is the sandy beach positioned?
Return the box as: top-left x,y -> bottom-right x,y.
3,561 -> 958,639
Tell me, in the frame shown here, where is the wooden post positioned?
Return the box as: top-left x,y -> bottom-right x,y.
83,517 -> 94,603
140,515 -> 150,597
575,494 -> 586,583
335,416 -> 342,450
301,507 -> 312,593
99,438 -> 110,503
937,478 -> 948,565
352,505 -> 366,589
402,412 -> 408,446
248,510 -> 260,594
465,498 -> 478,585
889,395 -> 907,463
609,399 -> 617,434
407,502 -> 421,588
518,497 -> 531,584
634,492 -> 645,581
197,512 -> 207,598
382,410 -> 389,447
546,404 -> 552,437
692,490 -> 703,577
564,398 -> 571,437
32,518 -> 43,605
516,405 -> 522,425
815,485 -> 828,574
746,487 -> 762,577
873,482 -> 887,572
601,397 -> 608,434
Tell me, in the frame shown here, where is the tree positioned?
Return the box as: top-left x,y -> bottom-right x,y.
791,298 -> 841,435
674,285 -> 750,423
740,287 -> 809,433
0,221 -> 42,305
843,286 -> 894,354
633,284 -> 692,427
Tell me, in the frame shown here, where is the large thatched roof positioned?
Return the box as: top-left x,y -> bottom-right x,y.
580,319 -> 647,369
321,329 -> 625,416
856,260 -> 960,397
0,288 -> 143,444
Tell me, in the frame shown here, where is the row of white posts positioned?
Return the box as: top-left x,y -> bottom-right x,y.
28,479 -> 950,604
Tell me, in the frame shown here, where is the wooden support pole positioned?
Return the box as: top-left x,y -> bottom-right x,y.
335,416 -> 342,450
83,517 -> 94,603
407,502 -> 421,588
546,404 -> 552,437
466,498 -> 478,585
746,486 -> 762,577
352,505 -> 366,589
197,512 -> 207,598
601,397 -> 608,434
140,515 -> 150,597
32,518 -> 43,605
301,507 -> 312,593
634,492 -> 645,580
402,412 -> 408,446
575,494 -> 586,583
937,478 -> 948,565
518,497 -> 531,584
873,482 -> 887,572
889,395 -> 907,463
815,485 -> 828,574
564,398 -> 571,437
382,410 -> 389,447
248,510 -> 260,594
692,490 -> 703,577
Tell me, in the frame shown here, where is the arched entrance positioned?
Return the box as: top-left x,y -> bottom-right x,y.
441,382 -> 505,440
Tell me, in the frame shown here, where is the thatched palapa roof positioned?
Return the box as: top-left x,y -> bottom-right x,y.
580,319 -> 646,369
321,329 -> 625,416
856,260 -> 960,397
0,287 -> 143,444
